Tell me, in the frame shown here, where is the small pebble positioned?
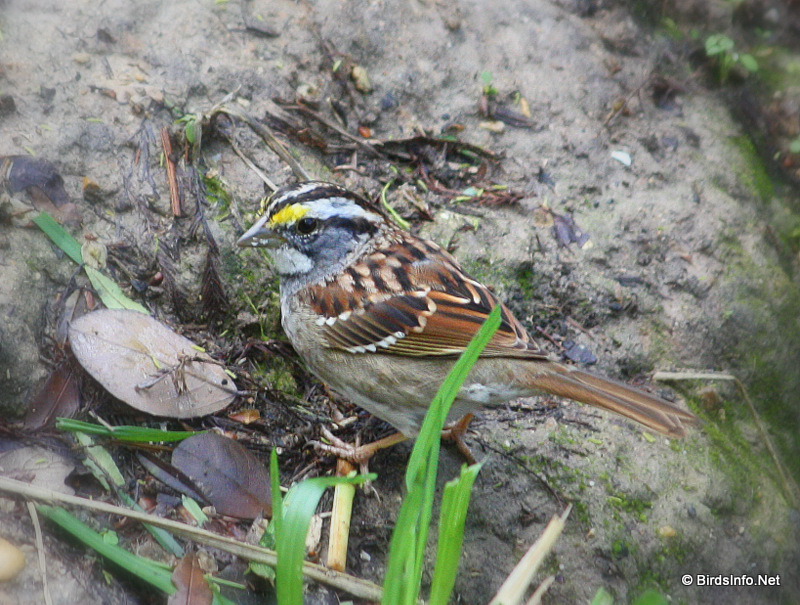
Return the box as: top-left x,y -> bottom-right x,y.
611,150 -> 632,166
0,538 -> 25,582
479,120 -> 505,133
351,65 -> 372,93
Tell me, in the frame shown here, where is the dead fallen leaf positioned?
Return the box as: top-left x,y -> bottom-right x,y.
551,211 -> 590,248
0,155 -> 81,225
0,446 -> 76,495
228,409 -> 260,424
24,363 -> 81,430
1,155 -> 69,206
68,309 -> 237,418
172,432 -> 271,519
168,552 -> 213,605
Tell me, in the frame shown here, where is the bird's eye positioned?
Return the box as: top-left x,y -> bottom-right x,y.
296,216 -> 318,235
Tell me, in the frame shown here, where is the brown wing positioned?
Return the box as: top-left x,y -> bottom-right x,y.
300,232 -> 548,359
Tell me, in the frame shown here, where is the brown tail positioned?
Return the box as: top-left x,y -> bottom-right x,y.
526,364 -> 698,438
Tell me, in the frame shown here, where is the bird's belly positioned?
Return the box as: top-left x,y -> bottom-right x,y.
302,350 -> 530,437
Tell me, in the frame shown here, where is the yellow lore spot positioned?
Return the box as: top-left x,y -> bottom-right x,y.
270,203 -> 309,226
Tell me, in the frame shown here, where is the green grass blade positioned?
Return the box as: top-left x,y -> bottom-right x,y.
211,592 -> 239,605
273,458 -> 374,605
37,505 -> 176,594
56,418 -> 201,442
404,305 -> 502,489
428,462 -> 483,605
270,449 -> 283,549
31,212 -> 83,264
74,431 -> 125,489
382,306 -> 501,605
85,265 -> 149,313
32,211 -> 148,313
632,589 -> 668,605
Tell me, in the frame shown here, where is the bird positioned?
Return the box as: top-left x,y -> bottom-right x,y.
237,181 -> 697,459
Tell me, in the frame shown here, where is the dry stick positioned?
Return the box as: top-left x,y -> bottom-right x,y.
26,501 -> 54,605
289,104 -> 384,156
215,105 -> 311,181
654,371 -> 800,508
0,477 -> 382,602
601,71 -> 653,129
489,504 -> 571,605
228,137 -> 279,192
525,575 -> 555,605
160,127 -> 182,217
326,459 -> 356,572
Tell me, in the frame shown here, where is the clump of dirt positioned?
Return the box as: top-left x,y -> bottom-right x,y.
1,1 -> 799,604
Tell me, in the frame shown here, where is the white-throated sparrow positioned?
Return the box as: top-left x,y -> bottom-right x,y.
238,181 -> 697,449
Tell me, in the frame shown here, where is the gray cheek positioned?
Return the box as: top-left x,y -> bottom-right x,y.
316,229 -> 370,263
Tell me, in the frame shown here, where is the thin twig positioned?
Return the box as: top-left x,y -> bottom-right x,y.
601,70 -> 653,129
228,137 -> 279,192
288,103 -> 384,156
0,477 -> 382,602
26,501 -> 54,605
215,105 -> 311,181
160,127 -> 182,217
380,179 -> 410,230
326,459 -> 356,572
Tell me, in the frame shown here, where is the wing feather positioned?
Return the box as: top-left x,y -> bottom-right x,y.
302,239 -> 547,359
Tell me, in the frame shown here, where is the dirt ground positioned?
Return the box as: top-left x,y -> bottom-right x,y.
1,0 -> 800,604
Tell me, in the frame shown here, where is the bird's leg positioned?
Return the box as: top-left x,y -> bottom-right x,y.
313,426 -> 408,473
440,413 -> 477,464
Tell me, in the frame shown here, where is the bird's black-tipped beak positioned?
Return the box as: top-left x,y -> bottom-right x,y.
237,215 -> 285,249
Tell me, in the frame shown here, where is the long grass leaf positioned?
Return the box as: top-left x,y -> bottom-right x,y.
428,462 -> 483,604
74,431 -> 126,488
382,306 -> 501,605
85,265 -> 149,313
31,212 -> 82,264
404,305 -> 502,487
32,211 -> 148,313
57,418 -> 200,443
273,461 -> 374,605
37,505 -> 176,594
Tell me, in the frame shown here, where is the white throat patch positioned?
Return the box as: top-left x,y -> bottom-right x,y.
271,244 -> 314,276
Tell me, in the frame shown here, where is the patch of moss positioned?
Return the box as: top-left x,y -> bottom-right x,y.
513,265 -> 536,301
752,46 -> 800,91
461,257 -> 502,288
202,172 -> 233,216
730,134 -> 774,203
607,492 -> 652,523
719,256 -> 800,485
261,356 -> 299,396
634,535 -> 694,597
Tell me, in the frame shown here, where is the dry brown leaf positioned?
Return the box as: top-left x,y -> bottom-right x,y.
172,432 -> 271,519
168,553 -> 213,605
68,309 -> 237,418
24,363 -> 81,430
